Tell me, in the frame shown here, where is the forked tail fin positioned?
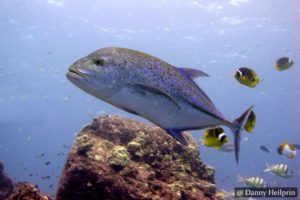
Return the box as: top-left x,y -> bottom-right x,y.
263,162 -> 271,172
229,105 -> 255,163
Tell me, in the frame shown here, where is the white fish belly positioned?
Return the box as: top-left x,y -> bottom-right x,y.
107,86 -> 225,130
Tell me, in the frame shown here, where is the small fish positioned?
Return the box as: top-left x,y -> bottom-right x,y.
57,152 -> 65,156
210,60 -> 216,64
260,145 -> 271,153
292,144 -> 300,150
66,47 -> 254,163
234,67 -> 259,87
63,145 -> 71,149
35,153 -> 45,158
237,174 -> 266,188
204,127 -> 228,149
240,48 -> 247,54
217,189 -> 255,200
218,143 -> 234,152
63,96 -> 70,102
215,191 -> 228,198
243,136 -> 249,142
26,136 -> 31,141
45,161 -> 51,165
198,138 -> 205,146
277,142 -> 296,159
263,163 -> 293,178
216,189 -> 234,199
275,57 -> 294,71
244,110 -> 256,132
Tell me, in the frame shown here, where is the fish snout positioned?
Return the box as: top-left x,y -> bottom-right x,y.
224,137 -> 229,143
68,65 -> 80,75
68,65 -> 94,77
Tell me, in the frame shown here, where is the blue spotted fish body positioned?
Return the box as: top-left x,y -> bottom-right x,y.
66,47 -> 254,163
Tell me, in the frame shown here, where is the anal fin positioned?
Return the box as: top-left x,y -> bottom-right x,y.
166,128 -> 188,146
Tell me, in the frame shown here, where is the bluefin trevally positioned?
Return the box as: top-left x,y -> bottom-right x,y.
66,47 -> 254,163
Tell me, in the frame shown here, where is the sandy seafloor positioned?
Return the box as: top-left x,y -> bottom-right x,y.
0,0 -> 299,199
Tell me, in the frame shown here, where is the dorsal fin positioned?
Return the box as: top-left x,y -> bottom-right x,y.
178,67 -> 209,79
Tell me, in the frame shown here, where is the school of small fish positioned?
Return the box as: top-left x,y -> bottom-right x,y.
204,56 -> 297,194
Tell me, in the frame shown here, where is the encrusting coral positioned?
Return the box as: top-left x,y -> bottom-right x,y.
56,115 -> 220,200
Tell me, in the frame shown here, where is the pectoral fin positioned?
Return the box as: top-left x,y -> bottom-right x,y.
121,106 -> 140,116
132,82 -> 181,109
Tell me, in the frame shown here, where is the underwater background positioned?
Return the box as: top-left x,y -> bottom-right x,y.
0,0 -> 299,198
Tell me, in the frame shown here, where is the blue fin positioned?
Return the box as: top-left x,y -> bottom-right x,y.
166,128 -> 188,145
229,105 -> 255,164
178,67 -> 209,79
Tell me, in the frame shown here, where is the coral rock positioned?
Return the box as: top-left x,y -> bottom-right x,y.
108,146 -> 131,170
56,115 -> 219,200
8,182 -> 52,200
0,161 -> 14,200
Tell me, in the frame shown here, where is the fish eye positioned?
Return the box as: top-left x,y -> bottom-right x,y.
220,135 -> 226,142
93,59 -> 107,66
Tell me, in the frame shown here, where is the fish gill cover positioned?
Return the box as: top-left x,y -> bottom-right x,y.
0,0 -> 299,199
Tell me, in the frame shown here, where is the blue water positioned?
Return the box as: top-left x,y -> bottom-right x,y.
0,0 -> 299,198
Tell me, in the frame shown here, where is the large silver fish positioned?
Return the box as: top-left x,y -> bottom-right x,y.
66,47 -> 254,163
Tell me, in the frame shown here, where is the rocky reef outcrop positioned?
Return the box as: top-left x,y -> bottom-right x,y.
8,182 -> 52,200
56,115 -> 219,200
0,161 -> 14,200
0,161 -> 52,200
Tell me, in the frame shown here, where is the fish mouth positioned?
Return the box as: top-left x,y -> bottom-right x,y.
66,65 -> 83,82
68,65 -> 81,76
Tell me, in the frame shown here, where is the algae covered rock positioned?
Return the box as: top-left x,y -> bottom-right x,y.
8,182 -> 52,200
56,115 -> 219,200
0,161 -> 52,200
75,134 -> 94,156
108,146 -> 131,170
